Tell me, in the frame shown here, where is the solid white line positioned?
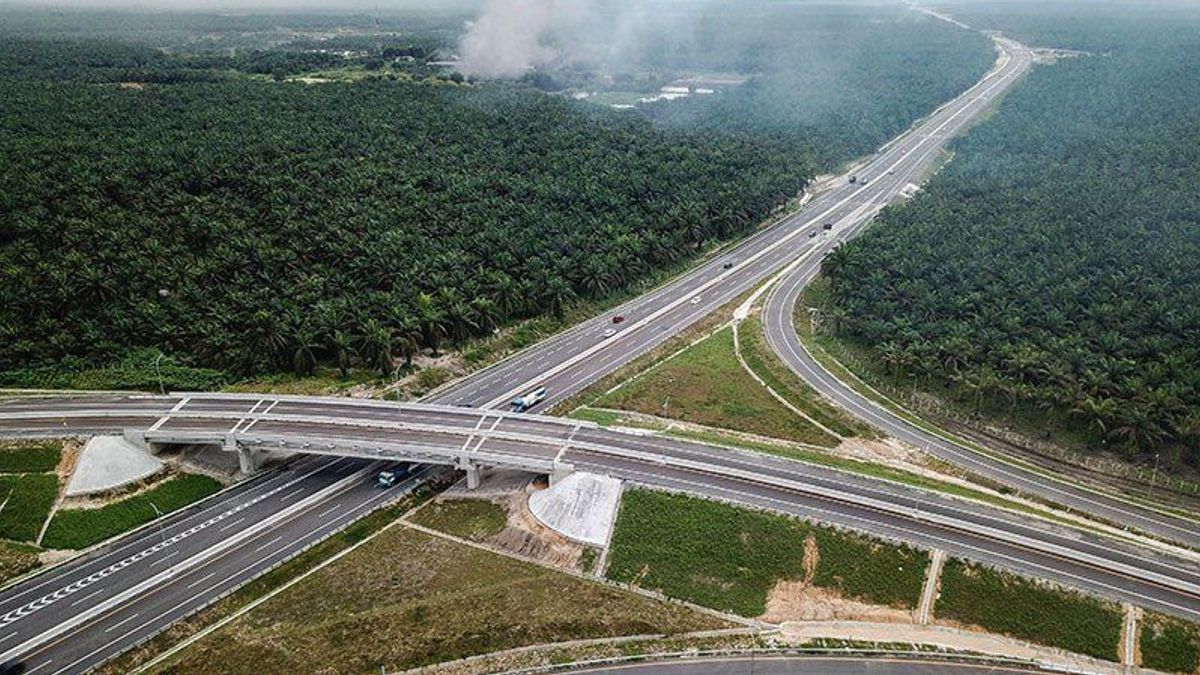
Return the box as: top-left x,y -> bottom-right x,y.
25,659 -> 52,674
253,536 -> 283,553
68,588 -> 105,608
217,516 -> 245,533
317,504 -> 343,519
103,613 -> 138,633
186,571 -> 217,590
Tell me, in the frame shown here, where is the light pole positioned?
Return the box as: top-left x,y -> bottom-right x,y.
153,352 -> 166,396
1148,452 -> 1161,499
148,500 -> 166,549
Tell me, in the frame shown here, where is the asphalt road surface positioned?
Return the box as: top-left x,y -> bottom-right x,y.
3,28 -> 1191,675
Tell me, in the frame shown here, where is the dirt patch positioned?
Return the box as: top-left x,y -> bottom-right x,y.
56,439 -> 82,483
489,492 -> 585,570
58,470 -> 174,510
118,82 -> 145,90
762,581 -> 913,624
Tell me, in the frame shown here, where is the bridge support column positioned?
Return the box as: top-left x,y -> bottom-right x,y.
550,462 -> 574,487
463,463 -> 481,490
236,446 -> 258,474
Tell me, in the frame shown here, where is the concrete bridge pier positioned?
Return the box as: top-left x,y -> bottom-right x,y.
463,463 -> 481,490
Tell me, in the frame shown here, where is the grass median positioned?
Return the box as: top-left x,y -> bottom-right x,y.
0,440 -> 62,473
43,473 -> 221,550
1140,611 -> 1200,674
597,327 -> 839,447
606,488 -> 928,617
935,558 -> 1123,661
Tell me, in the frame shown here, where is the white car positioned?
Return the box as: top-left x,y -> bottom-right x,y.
602,328 -> 617,338
690,296 -> 702,305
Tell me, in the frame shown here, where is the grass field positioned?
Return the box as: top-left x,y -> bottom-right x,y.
597,327 -> 839,447
738,316 -> 874,439
156,525 -> 728,674
409,499 -> 507,542
605,489 -> 927,616
0,440 -> 62,474
0,540 -> 41,585
1141,612 -> 1200,674
43,473 -> 221,550
0,473 -> 59,542
936,558 -> 1122,661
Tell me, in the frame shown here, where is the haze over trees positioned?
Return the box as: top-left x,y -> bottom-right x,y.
0,4 -> 991,387
822,3 -> 1200,463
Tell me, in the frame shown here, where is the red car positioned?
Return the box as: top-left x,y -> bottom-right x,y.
612,315 -> 625,324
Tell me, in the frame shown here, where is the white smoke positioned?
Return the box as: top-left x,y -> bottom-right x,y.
457,0 -> 592,78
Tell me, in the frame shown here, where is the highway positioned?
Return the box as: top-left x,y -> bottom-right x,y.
2,392 -> 1199,675
426,36 -> 1034,413
1,28 -> 1192,675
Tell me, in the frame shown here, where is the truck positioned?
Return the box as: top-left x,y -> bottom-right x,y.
510,386 -> 547,412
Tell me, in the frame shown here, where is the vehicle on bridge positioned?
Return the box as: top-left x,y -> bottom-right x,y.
511,386 -> 547,412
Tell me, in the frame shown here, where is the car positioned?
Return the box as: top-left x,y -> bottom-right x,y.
722,261 -> 733,270
602,328 -> 617,338
690,296 -> 702,305
612,315 -> 625,324
809,231 -> 818,238
377,470 -> 399,488
823,222 -> 834,230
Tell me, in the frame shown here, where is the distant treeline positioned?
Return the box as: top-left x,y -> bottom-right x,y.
823,4 -> 1200,460
0,6 -> 994,387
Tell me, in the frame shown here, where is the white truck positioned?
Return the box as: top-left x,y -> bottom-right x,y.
510,386 -> 547,412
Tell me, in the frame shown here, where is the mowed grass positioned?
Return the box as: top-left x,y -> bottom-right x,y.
410,499 -> 507,542
598,327 -> 839,447
605,489 -> 928,616
936,558 -> 1123,661
158,526 -> 728,674
1141,612 -> 1200,674
0,473 -> 59,542
0,440 -> 62,474
43,474 -> 221,550
738,316 -> 874,439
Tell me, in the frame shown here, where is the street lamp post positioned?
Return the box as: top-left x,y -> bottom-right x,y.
153,352 -> 166,396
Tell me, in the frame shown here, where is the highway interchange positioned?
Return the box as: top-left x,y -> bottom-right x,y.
0,30 -> 1197,675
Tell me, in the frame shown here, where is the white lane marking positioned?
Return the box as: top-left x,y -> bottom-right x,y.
0,459 -> 342,629
0,632 -> 15,644
217,516 -> 246,533
149,551 -> 178,566
279,488 -> 305,502
103,613 -> 139,633
253,536 -> 283,553
484,45 -> 1029,409
148,397 -> 190,432
317,503 -> 343,519
186,571 -> 217,590
242,399 -> 279,434
25,659 -> 52,674
68,588 -> 105,608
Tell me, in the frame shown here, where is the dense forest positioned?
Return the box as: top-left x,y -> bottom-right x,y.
823,3 -> 1200,462
0,5 -> 992,386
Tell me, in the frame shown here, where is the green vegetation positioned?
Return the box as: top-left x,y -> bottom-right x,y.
155,525 -> 727,674
598,327 -> 839,446
0,540 -> 41,585
0,473 -> 58,542
0,440 -> 61,473
936,558 -> 1122,660
739,316 -> 874,438
43,474 -> 220,550
1140,612 -> 1200,674
409,498 -> 507,542
822,3 -> 1200,465
0,3 -> 994,389
606,489 -> 928,616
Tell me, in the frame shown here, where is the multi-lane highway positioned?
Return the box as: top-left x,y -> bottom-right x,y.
4,397 -> 1198,670
0,455 -> 429,674
3,26 -> 1192,675
426,36 -> 1034,413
